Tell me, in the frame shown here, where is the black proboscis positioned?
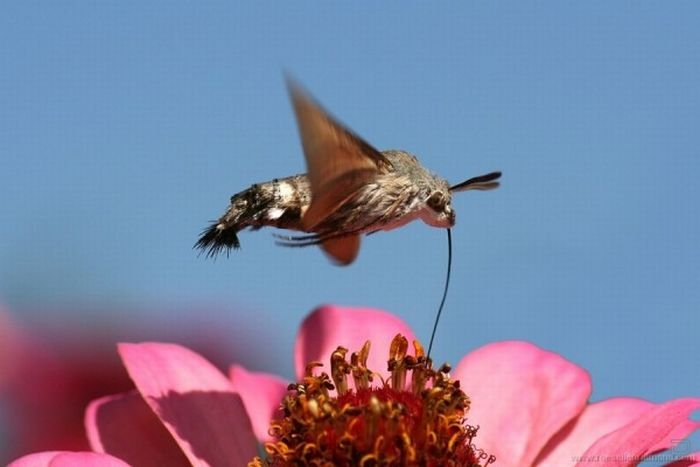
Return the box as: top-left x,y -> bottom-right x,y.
427,227 -> 452,360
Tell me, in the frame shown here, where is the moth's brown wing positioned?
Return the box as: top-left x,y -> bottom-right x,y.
321,234 -> 361,265
287,78 -> 391,216
301,169 -> 376,232
286,77 -> 391,232
286,78 -> 391,192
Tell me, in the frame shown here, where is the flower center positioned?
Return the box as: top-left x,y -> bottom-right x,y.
250,334 -> 495,466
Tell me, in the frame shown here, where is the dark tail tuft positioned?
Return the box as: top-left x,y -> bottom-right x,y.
194,222 -> 241,258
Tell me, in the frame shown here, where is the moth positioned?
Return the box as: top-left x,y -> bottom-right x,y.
196,78 -> 501,265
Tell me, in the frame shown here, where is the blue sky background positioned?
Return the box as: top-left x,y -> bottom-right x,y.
1,1 -> 699,455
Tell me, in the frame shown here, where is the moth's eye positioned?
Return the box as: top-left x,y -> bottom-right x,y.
427,191 -> 447,212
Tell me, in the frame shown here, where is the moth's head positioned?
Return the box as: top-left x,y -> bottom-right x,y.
421,184 -> 456,228
420,171 -> 502,228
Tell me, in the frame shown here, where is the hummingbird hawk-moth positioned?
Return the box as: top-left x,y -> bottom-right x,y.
196,78 -> 501,265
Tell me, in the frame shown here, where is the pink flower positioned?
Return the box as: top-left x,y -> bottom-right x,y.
0,307 -> 135,461
9,305 -> 700,467
0,304 -> 257,464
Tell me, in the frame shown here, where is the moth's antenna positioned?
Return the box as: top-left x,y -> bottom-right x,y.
427,227 -> 452,360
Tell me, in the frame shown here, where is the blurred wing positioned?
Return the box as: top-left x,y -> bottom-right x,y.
321,234 -> 361,265
286,77 -> 391,233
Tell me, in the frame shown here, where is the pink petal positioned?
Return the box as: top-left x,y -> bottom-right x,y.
577,397 -> 700,467
229,365 -> 288,443
294,305 -> 416,381
118,342 -> 257,467
665,451 -> 700,467
535,397 -> 653,467
85,391 -> 190,466
8,451 -> 130,467
453,341 -> 592,467
0,306 -> 23,388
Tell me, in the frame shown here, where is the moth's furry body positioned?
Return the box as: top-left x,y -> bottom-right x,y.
196,78 -> 501,264
196,150 -> 456,257
196,174 -> 310,256
318,150 -> 455,233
